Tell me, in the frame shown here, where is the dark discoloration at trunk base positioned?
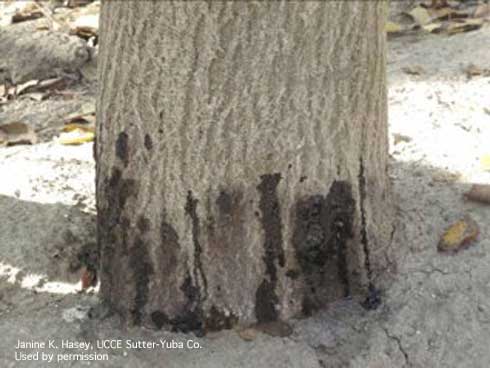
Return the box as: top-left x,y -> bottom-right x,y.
98,165 -> 142,322
185,191 -> 208,300
129,236 -> 153,324
151,274 -> 204,335
205,306 -> 238,332
255,173 -> 285,322
292,181 -> 355,315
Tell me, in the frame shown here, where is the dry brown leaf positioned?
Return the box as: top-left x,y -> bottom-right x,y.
464,64 -> 490,78
36,77 -> 69,92
465,184 -> 490,204
67,0 -> 95,8
11,3 -> 43,23
80,266 -> 97,290
0,122 -> 37,146
474,3 -> 490,19
428,7 -> 456,21
237,328 -> 257,342
447,18 -> 483,35
16,80 -> 39,95
69,26 -> 97,41
402,65 -> 425,75
408,6 -> 432,26
438,215 -> 479,253
423,22 -> 444,33
393,133 -> 412,145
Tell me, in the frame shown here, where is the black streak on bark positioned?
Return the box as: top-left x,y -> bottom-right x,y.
358,159 -> 382,310
255,173 -> 285,322
185,191 -> 208,298
358,159 -> 372,281
115,132 -> 129,166
292,181 -> 355,315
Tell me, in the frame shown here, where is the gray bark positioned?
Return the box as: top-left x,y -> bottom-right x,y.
96,1 -> 395,334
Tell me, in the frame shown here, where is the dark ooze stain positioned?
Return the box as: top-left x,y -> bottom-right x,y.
115,132 -> 129,166
255,173 -> 285,322
184,191 -> 208,297
151,275 -> 204,334
171,273 -> 204,334
144,134 -> 153,151
129,236 -> 153,325
151,310 -> 169,329
98,165 -> 141,321
159,219 -> 180,275
205,305 -> 238,332
255,279 -> 279,322
292,181 -> 355,314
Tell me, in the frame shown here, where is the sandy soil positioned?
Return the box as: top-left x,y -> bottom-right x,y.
0,5 -> 489,368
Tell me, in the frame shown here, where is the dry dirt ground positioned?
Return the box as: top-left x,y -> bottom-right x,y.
1,5 -> 490,368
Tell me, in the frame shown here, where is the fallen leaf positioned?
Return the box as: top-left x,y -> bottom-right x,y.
62,123 -> 95,133
67,0 -> 95,8
80,266 -> 97,290
447,18 -> 483,35
402,65 -> 425,75
393,133 -> 412,145
423,22 -> 443,33
465,184 -> 490,204
385,21 -> 403,34
59,129 -> 95,145
428,7 -> 456,21
464,64 -> 490,78
11,3 -> 43,23
16,80 -> 39,95
408,6 -> 432,26
0,122 -> 37,146
438,215 -> 479,253
474,3 -> 490,19
36,77 -> 69,92
237,328 -> 257,342
70,26 -> 98,41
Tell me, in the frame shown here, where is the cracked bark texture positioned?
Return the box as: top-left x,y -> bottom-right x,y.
96,1 -> 395,333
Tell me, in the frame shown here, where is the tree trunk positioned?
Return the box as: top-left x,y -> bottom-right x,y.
96,1 -> 395,334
